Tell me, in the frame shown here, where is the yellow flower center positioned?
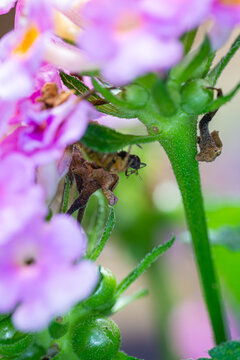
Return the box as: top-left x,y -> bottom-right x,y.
115,12 -> 142,35
13,25 -> 40,56
220,0 -> 240,5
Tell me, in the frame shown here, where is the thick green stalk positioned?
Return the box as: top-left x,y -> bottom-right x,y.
139,107 -> 228,344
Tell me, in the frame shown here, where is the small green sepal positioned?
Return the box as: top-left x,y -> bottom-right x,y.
82,267 -> 117,312
48,316 -> 69,339
180,79 -> 213,114
117,84 -> 149,109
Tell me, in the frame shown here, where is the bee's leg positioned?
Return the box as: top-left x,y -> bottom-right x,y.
125,168 -> 137,177
125,168 -> 130,177
139,162 -> 147,169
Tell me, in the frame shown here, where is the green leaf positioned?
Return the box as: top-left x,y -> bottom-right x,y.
110,288 -> 148,314
207,35 -> 240,86
113,351 -> 143,360
181,28 -> 197,55
89,208 -> 115,261
61,176 -> 71,213
91,77 -> 140,112
211,225 -> 240,251
201,82 -> 240,113
152,79 -> 177,117
114,237 -> 175,299
201,341 -> 240,360
87,191 -> 107,256
206,199 -> 240,229
60,72 -> 135,118
213,246 -> 240,304
80,123 -> 159,153
183,201 -> 240,306
170,37 -> 211,85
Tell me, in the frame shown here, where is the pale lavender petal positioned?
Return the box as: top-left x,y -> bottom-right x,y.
44,214 -> 87,261
12,301 -> 52,332
45,261 -> 99,314
37,162 -> 59,203
57,100 -> 99,146
0,154 -> 35,192
0,187 -> 46,245
0,275 -> 19,312
103,35 -> 183,85
0,60 -> 33,101
45,37 -> 96,73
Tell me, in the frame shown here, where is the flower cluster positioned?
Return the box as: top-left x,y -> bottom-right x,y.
0,0 -> 239,335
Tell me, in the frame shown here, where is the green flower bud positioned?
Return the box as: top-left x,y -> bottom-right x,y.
18,344 -> 45,360
118,84 -> 149,109
83,267 -> 117,312
49,316 -> 69,339
72,316 -> 121,360
0,317 -> 33,357
181,79 -> 213,114
0,314 -> 11,323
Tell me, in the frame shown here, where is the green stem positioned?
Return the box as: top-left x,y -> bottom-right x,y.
139,108 -> 228,344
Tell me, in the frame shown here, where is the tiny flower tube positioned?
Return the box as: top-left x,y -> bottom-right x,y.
0,214 -> 99,332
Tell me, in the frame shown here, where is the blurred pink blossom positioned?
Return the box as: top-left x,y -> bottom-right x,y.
210,1 -> 240,48
141,0 -> 212,37
211,0 -> 240,25
0,214 -> 99,332
1,98 -> 98,165
169,299 -> 240,359
0,0 -> 53,101
78,0 -> 184,85
0,0 -> 93,102
0,153 -> 46,245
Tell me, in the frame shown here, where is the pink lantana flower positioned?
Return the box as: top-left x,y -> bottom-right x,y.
0,0 -> 53,101
14,0 -> 97,73
0,0 -> 17,14
1,97 -> 98,165
210,0 -> 240,47
0,0 -> 93,101
0,153 -> 46,245
0,214 -> 99,332
78,0 -> 183,85
211,0 -> 240,25
141,0 -> 212,37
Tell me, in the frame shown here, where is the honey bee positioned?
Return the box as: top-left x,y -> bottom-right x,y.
81,145 -> 146,176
